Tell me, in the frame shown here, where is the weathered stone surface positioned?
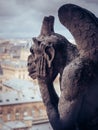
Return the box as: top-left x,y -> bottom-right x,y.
28,16 -> 78,80
58,3 -> 98,130
40,16 -> 54,36
28,4 -> 98,130
58,4 -> 98,54
28,15 -> 78,130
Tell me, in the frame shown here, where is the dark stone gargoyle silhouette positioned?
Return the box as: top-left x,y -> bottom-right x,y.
28,4 -> 98,130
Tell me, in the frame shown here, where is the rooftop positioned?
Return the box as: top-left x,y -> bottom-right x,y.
2,121 -> 28,129
0,120 -> 53,130
3,78 -> 35,91
1,78 -> 42,105
0,90 -> 42,106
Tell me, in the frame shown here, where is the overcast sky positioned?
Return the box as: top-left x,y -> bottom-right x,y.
0,0 -> 98,41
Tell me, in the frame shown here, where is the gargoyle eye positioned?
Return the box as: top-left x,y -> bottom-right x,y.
30,47 -> 34,54
37,40 -> 41,45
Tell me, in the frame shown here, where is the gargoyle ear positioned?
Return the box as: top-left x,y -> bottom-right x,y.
45,46 -> 55,68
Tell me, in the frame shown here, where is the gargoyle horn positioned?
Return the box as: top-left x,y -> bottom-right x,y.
40,15 -> 55,36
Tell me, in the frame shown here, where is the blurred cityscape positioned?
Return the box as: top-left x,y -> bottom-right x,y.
0,39 -> 56,130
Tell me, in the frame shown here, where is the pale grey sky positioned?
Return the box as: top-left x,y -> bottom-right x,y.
0,0 -> 98,40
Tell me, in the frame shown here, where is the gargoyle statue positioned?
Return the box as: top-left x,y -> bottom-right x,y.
28,4 -> 98,130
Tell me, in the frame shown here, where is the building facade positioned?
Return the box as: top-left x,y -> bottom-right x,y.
0,39 -> 54,130
0,91 -> 47,130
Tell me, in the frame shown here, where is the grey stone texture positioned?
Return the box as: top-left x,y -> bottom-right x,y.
28,4 -> 98,130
